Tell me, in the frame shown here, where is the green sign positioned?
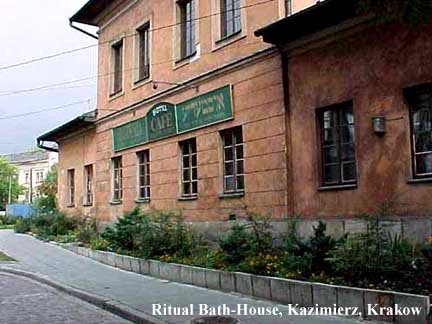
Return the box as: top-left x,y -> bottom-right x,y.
112,85 -> 233,151
176,85 -> 233,133
113,117 -> 148,151
147,102 -> 177,141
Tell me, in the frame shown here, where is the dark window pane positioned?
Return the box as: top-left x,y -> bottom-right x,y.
225,176 -> 235,191
225,162 -> 234,175
323,128 -> 336,145
183,182 -> 191,195
341,109 -> 354,125
341,125 -> 355,144
224,147 -> 233,161
416,154 -> 432,174
183,170 -> 190,181
236,145 -> 244,159
183,156 -> 190,168
341,143 -> 355,161
192,167 -> 198,180
236,175 -> 244,190
324,164 -> 340,184
191,154 -> 197,167
192,181 -> 198,194
236,160 -> 244,174
324,146 -> 338,164
342,162 -> 357,181
224,133 -> 233,146
415,131 -> 432,152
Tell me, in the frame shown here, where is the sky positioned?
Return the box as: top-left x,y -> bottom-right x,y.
0,0 -> 98,154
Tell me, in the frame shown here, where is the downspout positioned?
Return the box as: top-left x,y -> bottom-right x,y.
69,20 -> 99,40
281,51 -> 295,217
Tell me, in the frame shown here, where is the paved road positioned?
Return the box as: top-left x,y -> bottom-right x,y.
0,272 -> 130,324
0,230 -> 374,324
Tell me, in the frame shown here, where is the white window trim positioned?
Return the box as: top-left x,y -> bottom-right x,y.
132,17 -> 153,89
211,0 -> 247,52
109,36 -> 126,99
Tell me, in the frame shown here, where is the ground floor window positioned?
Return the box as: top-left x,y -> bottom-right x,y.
137,150 -> 150,200
221,126 -> 244,193
67,169 -> 75,206
180,138 -> 198,196
318,102 -> 357,186
112,157 -> 123,202
84,165 -> 93,206
406,84 -> 432,178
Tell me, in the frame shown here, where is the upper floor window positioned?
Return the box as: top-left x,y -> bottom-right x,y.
179,0 -> 196,59
318,102 -> 357,186
136,23 -> 150,82
36,170 -> 44,183
221,127 -> 244,193
221,0 -> 241,39
405,84 -> 432,178
67,169 -> 75,207
111,39 -> 123,95
137,150 -> 151,200
180,138 -> 198,196
24,172 -> 29,184
285,0 -> 292,16
112,157 -> 123,202
84,165 -> 94,206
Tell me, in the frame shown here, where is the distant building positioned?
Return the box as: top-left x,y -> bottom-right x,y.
4,151 -> 58,203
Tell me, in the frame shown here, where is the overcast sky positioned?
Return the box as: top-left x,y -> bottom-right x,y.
0,0 -> 98,154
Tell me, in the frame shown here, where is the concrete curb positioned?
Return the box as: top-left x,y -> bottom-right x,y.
60,244 -> 432,323
0,267 -> 166,324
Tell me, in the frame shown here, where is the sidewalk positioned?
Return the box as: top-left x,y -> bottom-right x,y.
0,230 -> 369,324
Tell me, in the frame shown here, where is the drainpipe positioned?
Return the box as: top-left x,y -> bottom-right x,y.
281,51 -> 295,217
69,20 -> 99,40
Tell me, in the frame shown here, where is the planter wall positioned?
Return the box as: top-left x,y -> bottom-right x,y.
62,244 -> 431,323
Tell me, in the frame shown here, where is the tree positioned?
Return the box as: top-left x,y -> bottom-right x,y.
0,158 -> 21,210
35,165 -> 58,212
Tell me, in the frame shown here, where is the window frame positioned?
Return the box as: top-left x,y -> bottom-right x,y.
135,22 -> 151,84
84,165 -> 94,206
285,0 -> 292,16
178,0 -> 197,60
405,84 -> 432,179
67,169 -> 75,207
317,102 -> 358,187
110,39 -> 124,96
179,138 -> 198,197
112,157 -> 123,203
220,0 -> 242,40
137,150 -> 151,201
221,126 -> 245,194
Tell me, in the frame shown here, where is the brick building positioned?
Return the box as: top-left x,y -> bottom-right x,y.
38,0 -> 432,236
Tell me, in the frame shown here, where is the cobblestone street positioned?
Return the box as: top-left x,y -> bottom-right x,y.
0,272 -> 130,324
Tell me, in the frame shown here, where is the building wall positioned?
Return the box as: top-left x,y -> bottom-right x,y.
287,23 -> 432,218
58,130 -> 97,217
94,53 -> 287,223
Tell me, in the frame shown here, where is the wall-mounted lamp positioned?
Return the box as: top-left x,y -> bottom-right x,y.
371,116 -> 386,135
152,80 -> 199,93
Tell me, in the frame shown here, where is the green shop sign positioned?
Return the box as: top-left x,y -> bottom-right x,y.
112,85 -> 233,151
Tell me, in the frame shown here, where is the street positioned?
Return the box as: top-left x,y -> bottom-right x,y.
0,230 -> 376,324
0,272 -> 129,324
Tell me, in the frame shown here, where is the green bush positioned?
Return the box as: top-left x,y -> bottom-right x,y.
218,214 -> 273,267
75,218 -> 97,245
14,217 -> 32,233
101,208 -> 203,259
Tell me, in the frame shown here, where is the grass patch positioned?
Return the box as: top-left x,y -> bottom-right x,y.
0,251 -> 15,262
0,225 -> 14,230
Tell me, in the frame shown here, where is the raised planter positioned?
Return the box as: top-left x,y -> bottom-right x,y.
61,243 -> 431,323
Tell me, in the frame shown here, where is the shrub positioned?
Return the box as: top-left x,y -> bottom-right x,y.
14,217 -> 32,233
75,218 -> 98,245
218,214 -> 273,267
101,208 -> 203,259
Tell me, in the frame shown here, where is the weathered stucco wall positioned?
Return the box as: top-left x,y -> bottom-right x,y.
287,23 -> 432,218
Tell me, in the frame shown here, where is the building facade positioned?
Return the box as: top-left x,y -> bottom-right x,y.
5,150 -> 58,203
38,0 -> 317,224
38,0 -> 432,234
